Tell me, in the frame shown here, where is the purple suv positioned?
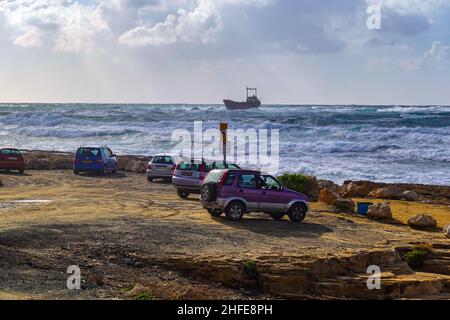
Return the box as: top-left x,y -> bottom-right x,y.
200,169 -> 309,222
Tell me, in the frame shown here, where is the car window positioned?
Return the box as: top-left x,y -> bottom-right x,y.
153,156 -> 174,164
260,175 -> 282,191
77,148 -> 101,158
238,174 -> 258,188
205,171 -> 222,183
1,149 -> 21,155
224,173 -> 236,186
179,162 -> 200,172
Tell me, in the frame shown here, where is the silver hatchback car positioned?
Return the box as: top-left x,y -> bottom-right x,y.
172,161 -> 240,199
146,154 -> 179,182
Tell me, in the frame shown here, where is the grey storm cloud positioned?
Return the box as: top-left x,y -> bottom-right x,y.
381,9 -> 431,36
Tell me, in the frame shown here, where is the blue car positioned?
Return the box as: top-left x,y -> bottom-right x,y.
73,146 -> 118,175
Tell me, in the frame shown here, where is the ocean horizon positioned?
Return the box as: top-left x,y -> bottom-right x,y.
1,103 -> 449,186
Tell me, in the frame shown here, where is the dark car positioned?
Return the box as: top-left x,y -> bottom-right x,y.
200,169 -> 309,222
73,146 -> 118,175
0,148 -> 25,174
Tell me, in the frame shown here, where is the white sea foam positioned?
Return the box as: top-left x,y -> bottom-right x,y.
0,104 -> 449,185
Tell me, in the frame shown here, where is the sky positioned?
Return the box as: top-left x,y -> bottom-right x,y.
0,0 -> 450,105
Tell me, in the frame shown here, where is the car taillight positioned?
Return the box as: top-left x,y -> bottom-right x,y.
218,171 -> 229,187
96,159 -> 103,163
147,163 -> 152,170
73,158 -> 78,164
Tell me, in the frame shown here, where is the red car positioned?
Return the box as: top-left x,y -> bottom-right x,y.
0,148 -> 25,174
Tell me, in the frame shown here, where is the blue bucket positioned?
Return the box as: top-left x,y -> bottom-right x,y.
356,202 -> 373,216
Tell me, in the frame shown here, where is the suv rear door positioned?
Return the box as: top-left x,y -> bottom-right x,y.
151,156 -> 175,174
76,148 -> 101,166
174,162 -> 204,188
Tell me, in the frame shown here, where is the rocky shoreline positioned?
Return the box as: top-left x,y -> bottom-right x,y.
4,150 -> 448,204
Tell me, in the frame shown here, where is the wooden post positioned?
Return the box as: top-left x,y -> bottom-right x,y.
220,123 -> 228,165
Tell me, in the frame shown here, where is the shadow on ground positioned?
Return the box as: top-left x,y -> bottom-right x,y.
214,215 -> 334,238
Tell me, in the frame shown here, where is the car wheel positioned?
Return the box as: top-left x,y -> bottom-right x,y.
208,209 -> 222,217
177,189 -> 190,199
225,201 -> 245,221
288,203 -> 307,223
270,212 -> 285,221
201,183 -> 217,202
18,169 -> 25,174
73,170 -> 79,175
147,176 -> 154,183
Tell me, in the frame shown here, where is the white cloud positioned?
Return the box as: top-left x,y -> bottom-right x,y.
0,0 -> 110,53
368,41 -> 450,71
118,0 -> 272,47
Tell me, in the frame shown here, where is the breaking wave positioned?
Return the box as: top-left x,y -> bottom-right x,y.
0,103 -> 449,185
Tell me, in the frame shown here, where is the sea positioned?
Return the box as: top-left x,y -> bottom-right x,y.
0,104 -> 449,185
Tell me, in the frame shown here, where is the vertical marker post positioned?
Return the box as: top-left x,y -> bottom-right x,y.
220,123 -> 228,165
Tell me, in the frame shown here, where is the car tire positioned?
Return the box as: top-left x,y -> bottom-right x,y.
270,213 -> 285,221
147,176 -> 154,183
201,183 -> 217,203
208,209 -> 222,217
18,169 -> 25,174
288,203 -> 307,223
73,170 -> 79,175
177,189 -> 190,199
225,201 -> 245,221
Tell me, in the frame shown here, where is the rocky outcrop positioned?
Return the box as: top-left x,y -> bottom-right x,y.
117,155 -> 151,173
317,179 -> 340,193
341,180 -> 450,204
407,214 -> 437,229
304,177 -> 321,202
128,160 -> 148,174
369,187 -> 404,200
319,188 -> 355,212
402,190 -> 419,201
24,151 -> 72,170
367,203 -> 393,220
161,249 -> 449,299
21,151 -> 151,174
444,225 -> 450,239
341,181 -> 377,198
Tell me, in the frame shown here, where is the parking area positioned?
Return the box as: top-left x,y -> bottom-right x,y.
0,170 -> 448,299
